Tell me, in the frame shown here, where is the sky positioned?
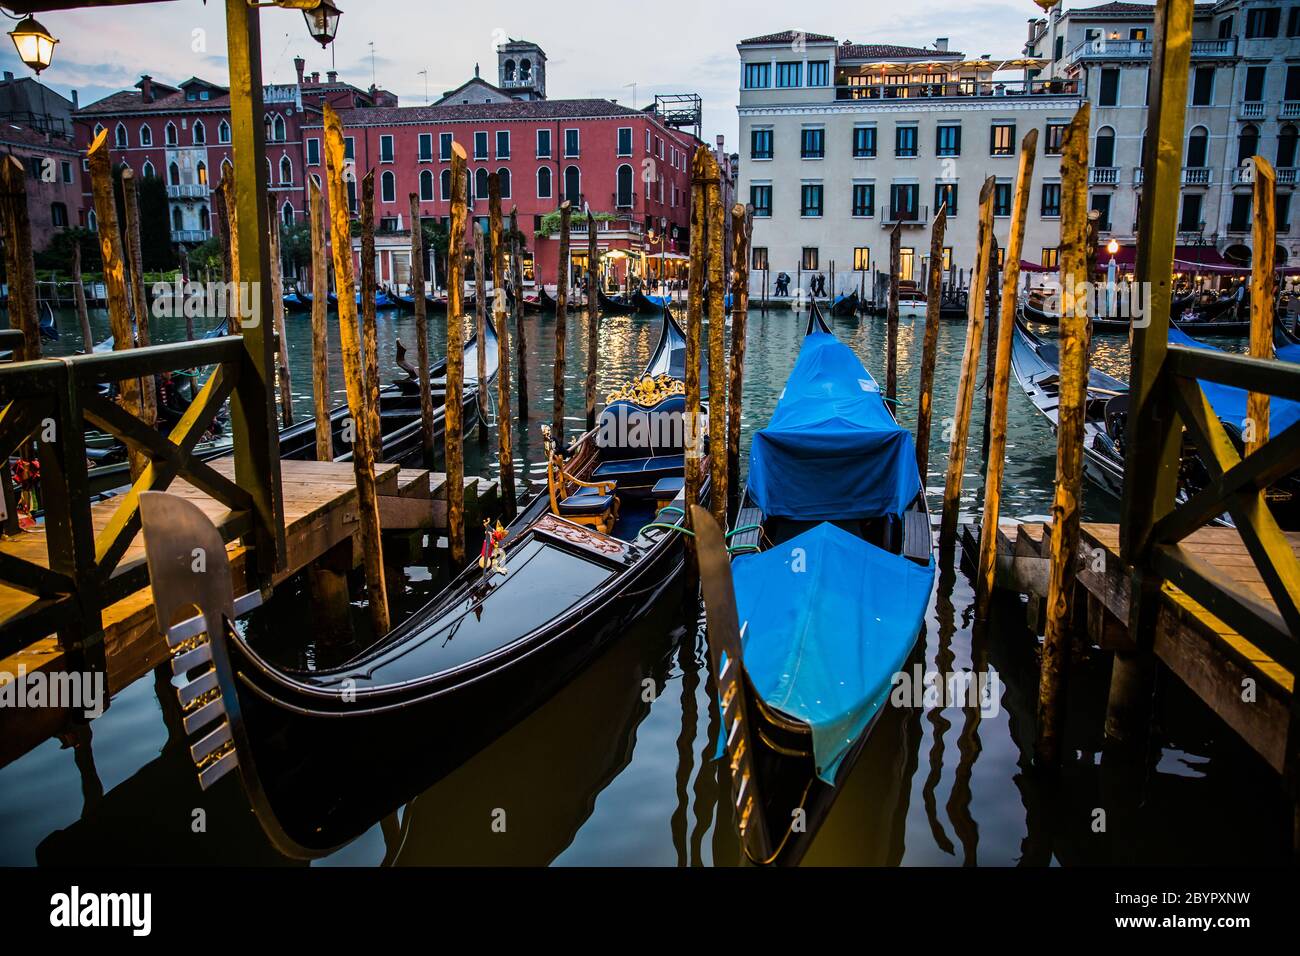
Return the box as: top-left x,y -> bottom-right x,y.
1,0 -> 1039,143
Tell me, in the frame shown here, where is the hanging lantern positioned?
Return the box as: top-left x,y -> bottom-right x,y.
8,16 -> 58,75
303,0 -> 342,49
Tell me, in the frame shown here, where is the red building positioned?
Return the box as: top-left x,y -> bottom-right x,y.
0,123 -> 82,251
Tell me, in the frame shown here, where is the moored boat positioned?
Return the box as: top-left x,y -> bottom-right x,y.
697,300 -> 935,865
830,290 -> 860,316
596,287 -> 638,314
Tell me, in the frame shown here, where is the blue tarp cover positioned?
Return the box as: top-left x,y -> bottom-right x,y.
1277,338 -> 1300,364
732,522 -> 935,783
1169,325 -> 1300,435
747,332 -> 922,520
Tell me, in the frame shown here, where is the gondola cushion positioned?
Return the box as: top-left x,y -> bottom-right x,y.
559,493 -> 615,516
592,454 -> 685,487
595,396 -> 687,460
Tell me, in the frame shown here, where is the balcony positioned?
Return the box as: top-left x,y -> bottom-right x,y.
167,183 -> 209,199
834,78 -> 1077,102
1065,36 -> 1236,67
1133,168 -> 1144,186
1240,101 -> 1265,119
1232,166 -> 1255,186
171,229 -> 210,244
1283,102 -> 1300,119
1278,167 -> 1298,186
565,216 -> 644,237
880,205 -> 929,226
1182,167 -> 1212,186
1090,167 -> 1120,185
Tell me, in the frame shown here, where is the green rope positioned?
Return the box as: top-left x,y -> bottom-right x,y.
639,521 -> 695,538
727,544 -> 760,555
725,524 -> 760,539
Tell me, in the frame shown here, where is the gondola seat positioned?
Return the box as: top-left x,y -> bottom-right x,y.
592,454 -> 685,489
559,492 -> 617,517
546,448 -> 619,534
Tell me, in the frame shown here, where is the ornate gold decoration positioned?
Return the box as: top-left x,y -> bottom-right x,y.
605,374 -> 685,408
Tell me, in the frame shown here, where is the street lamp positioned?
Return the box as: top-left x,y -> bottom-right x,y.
1107,238 -> 1120,258
8,16 -> 58,75
302,0 -> 342,48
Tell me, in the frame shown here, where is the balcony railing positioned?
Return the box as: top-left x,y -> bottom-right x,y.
1240,101 -> 1265,119
1283,101 -> 1300,119
171,229 -> 210,244
880,204 -> 929,225
834,78 -> 1077,102
166,183 -> 209,199
1182,166 -> 1212,186
1090,167 -> 1119,185
1065,36 -> 1237,67
1278,167 -> 1298,186
1232,166 -> 1255,185
566,217 -> 644,236
1134,168 -> 1144,185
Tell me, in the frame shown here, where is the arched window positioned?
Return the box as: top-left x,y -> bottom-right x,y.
139,124 -> 152,147
218,120 -> 231,144
1238,123 -> 1259,166
420,169 -> 435,202
520,58 -> 532,80
266,157 -> 272,184
172,207 -> 183,230
475,167 -> 489,199
93,123 -> 105,141
503,59 -> 516,81
193,119 -> 206,145
311,172 -> 322,191
616,163 -> 634,207
169,161 -> 180,185
141,160 -> 155,179
1094,127 -> 1115,168
279,154 -> 292,185
1186,125 -> 1209,168
199,206 -> 210,231
1279,124 -> 1299,169
440,168 -> 452,200
88,209 -> 98,232
282,201 -> 294,225
498,167 -> 511,199
165,121 -> 177,146
563,165 -> 581,205
272,115 -> 286,142
381,170 -> 396,203
537,165 -> 552,199
196,161 -> 207,185
220,157 -> 233,183
114,123 -> 128,148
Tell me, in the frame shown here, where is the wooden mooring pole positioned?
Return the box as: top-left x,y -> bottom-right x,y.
915,205 -> 948,482
510,207 -> 529,421
939,177 -> 996,551
975,129 -> 1039,621
409,192 -> 434,467
360,171 -> 382,459
473,221 -> 489,444
71,242 -> 92,352
324,104 -> 389,636
269,211 -> 294,428
445,142 -> 469,567
887,221 -> 901,403
727,203 -> 750,520
1036,104 -> 1092,768
120,169 -> 159,426
553,201 -> 571,446
981,234 -> 1000,459
1247,155 -> 1276,456
585,212 -> 599,433
219,174 -> 242,333
706,164 -> 728,527
684,146 -> 713,586
489,173 -> 517,519
0,157 -> 39,362
309,177 -> 333,462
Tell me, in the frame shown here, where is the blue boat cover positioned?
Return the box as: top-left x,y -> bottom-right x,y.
1277,337 -> 1300,365
1169,325 -> 1300,435
747,332 -> 922,520
732,522 -> 934,783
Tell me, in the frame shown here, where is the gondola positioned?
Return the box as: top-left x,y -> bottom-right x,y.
696,300 -> 935,866
596,287 -> 638,314
1275,317 -> 1300,362
632,291 -> 673,314
535,286 -> 559,313
39,302 -> 58,340
829,290 -> 860,317
392,290 -> 421,313
1021,287 -> 1250,335
138,307 -> 710,858
282,291 -> 312,313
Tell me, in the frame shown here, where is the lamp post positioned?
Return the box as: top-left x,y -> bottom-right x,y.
301,0 -> 342,48
7,16 -> 58,75
1106,237 -> 1120,316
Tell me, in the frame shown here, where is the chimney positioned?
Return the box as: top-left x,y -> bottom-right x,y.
311,71 -> 320,84
140,74 -> 154,103
294,56 -> 306,86
935,37 -> 949,52
71,89 -> 79,109
3,71 -> 12,83
326,70 -> 337,84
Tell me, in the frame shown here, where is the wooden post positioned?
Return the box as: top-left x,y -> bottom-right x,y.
488,174 -> 517,519
939,177 -> 997,551
585,212 -> 599,433
685,146 -> 713,576
212,175 -> 234,325
120,168 -> 160,432
87,132 -> 145,480
324,103 -> 389,635
445,142 -> 469,567
510,206 -> 529,421
310,177 -> 333,461
1036,104 -> 1092,768
269,211 -> 294,428
219,174 -> 241,333
0,157 -> 39,361
409,192 -> 434,466
1109,0 -> 1192,746
915,205 -> 948,482
553,201 -> 571,446
727,204 -> 751,519
706,165 -> 728,527
975,129 -> 1039,621
887,221 -> 902,402
360,171 -> 382,459
71,241 -> 92,352
1247,155 -> 1276,456
982,234 -> 1000,458
473,221 -> 489,443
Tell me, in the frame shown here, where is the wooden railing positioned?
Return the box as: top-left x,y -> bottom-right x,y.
0,337 -> 271,666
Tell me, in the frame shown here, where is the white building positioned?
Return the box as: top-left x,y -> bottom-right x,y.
1030,0 -> 1300,271
736,30 -> 1083,299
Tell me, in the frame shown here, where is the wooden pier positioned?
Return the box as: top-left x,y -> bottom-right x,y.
0,457 -> 498,768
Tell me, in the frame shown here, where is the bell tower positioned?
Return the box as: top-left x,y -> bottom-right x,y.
497,39 -> 546,100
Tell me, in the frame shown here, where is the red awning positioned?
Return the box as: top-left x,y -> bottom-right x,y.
1019,259 -> 1056,273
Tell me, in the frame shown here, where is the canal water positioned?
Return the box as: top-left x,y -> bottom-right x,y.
0,305 -> 1291,865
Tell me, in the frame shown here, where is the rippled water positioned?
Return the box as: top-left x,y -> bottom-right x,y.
0,305 -> 1290,866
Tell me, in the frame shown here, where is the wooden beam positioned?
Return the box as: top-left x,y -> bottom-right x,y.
268,210 -> 294,429
1247,155 -> 1276,456
727,204 -> 750,520
309,177 -> 333,461
445,142 -> 469,567
408,192 -> 434,466
473,221 -> 489,444
706,161 -> 727,528
488,174 -> 516,520
915,204 -> 947,482
360,170 -> 382,459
